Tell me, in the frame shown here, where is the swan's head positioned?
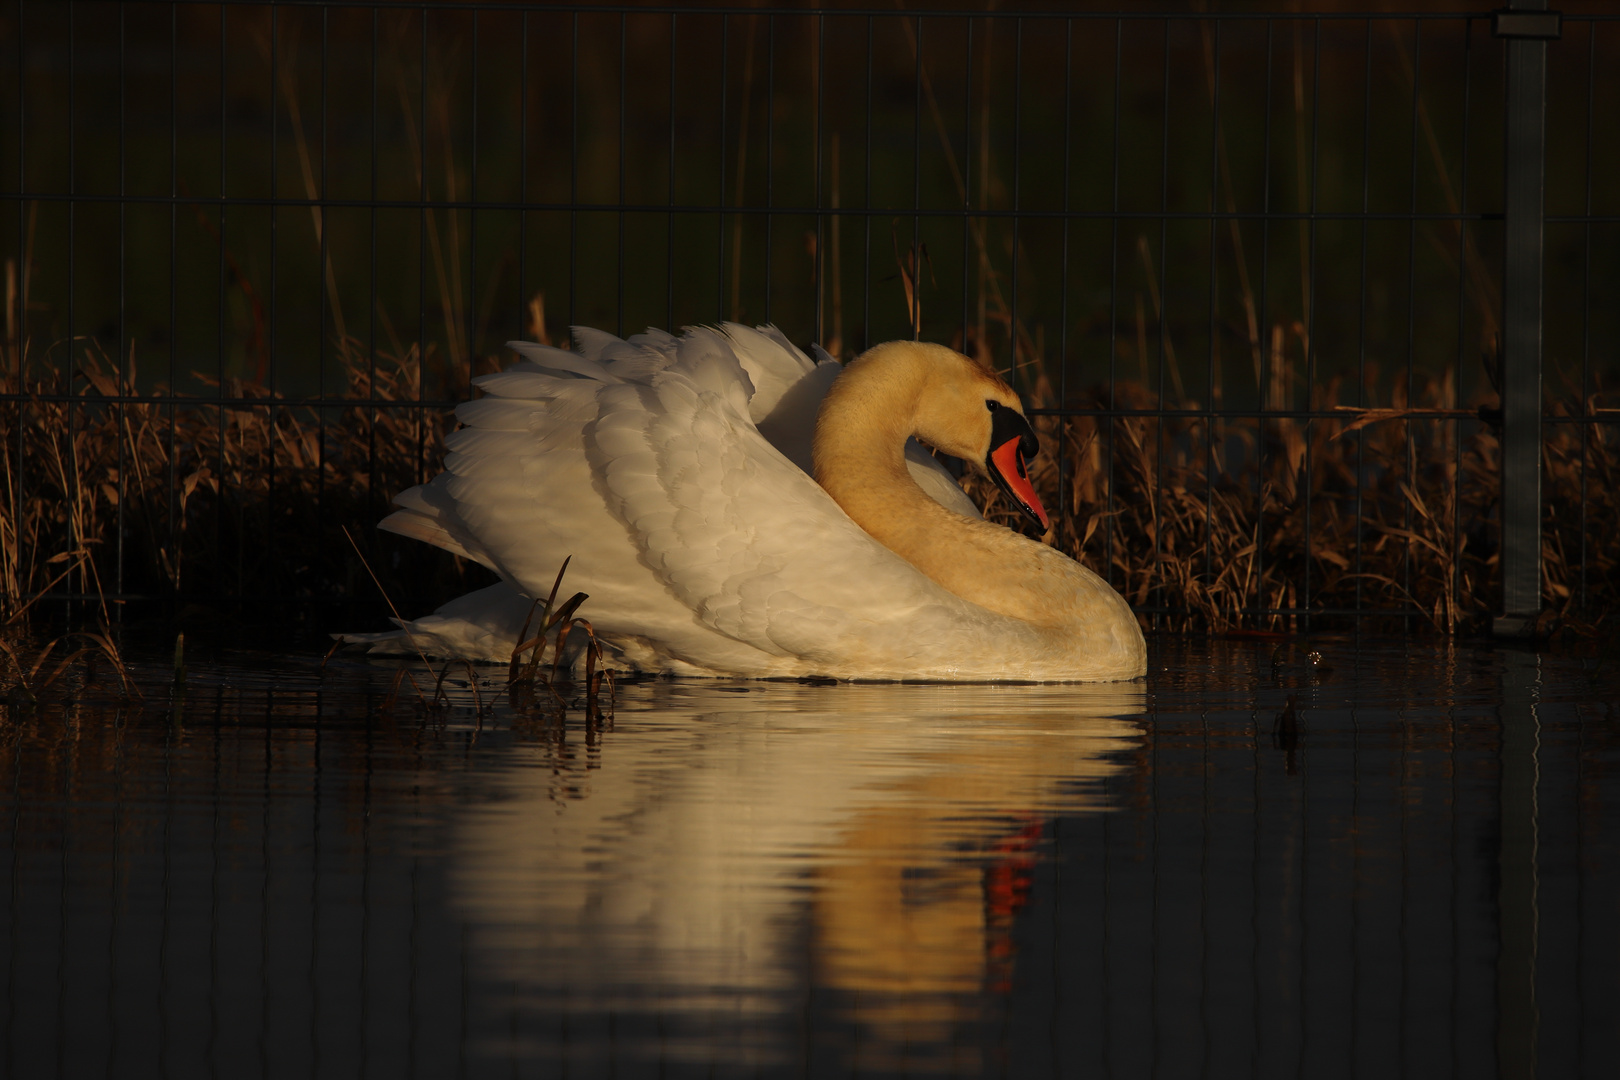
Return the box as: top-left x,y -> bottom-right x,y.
828,341 -> 1050,531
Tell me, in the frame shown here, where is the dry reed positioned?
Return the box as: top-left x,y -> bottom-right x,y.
3,325 -> 1615,653
963,368 -> 1617,636
6,9 -> 1612,659
1,335 -> 492,624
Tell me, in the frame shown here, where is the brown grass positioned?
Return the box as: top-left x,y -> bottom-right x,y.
3,326 -> 1616,648
964,370 -> 1617,636
1,336 -> 493,622
0,625 -> 139,704
6,9 -> 1612,657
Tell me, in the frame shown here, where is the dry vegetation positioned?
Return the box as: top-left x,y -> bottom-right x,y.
960,369 -> 1618,635
1,336 -> 493,623
2,6 -> 1615,682
3,323 -> 1615,657
0,332 -> 628,715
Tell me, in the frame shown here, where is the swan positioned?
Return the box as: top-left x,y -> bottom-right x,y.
343,323 -> 1145,681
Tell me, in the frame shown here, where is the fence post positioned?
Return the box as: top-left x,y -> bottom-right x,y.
1493,3 -> 1559,637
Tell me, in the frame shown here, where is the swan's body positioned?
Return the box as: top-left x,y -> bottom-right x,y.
345,324 -> 1145,681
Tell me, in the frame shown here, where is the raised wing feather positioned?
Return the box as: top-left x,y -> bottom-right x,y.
591,335 -> 990,668
367,323 -> 1003,675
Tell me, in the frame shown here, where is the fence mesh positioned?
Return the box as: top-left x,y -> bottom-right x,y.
2,2 -> 1617,632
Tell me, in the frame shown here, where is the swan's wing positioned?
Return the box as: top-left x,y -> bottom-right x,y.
904,441 -> 983,521
375,365 -> 609,575
336,581 -> 543,662
377,352 -> 638,598
401,327 -> 979,571
374,324 -> 995,674
716,322 -> 816,422
590,333 -> 986,668
750,356 -> 839,476
719,323 -> 981,519
378,332 -> 815,673
509,328 -> 691,384
380,483 -> 493,569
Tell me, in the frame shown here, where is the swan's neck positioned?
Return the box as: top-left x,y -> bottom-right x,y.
813,353 -> 1080,626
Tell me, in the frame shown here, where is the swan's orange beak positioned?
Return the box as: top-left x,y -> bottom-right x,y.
987,428 -> 1050,532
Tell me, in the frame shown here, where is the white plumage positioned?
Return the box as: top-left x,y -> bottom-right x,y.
344,323 -> 1145,681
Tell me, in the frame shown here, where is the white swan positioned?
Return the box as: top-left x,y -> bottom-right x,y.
344,323 -> 1145,681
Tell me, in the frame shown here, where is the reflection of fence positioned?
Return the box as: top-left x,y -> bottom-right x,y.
2,4 -> 1616,630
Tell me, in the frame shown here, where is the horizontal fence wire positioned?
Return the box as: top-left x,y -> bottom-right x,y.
119,1 -> 1620,21
1,3 -> 1617,630
0,194 -> 1522,219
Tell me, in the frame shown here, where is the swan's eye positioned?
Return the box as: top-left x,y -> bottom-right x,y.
985,400 -> 1001,412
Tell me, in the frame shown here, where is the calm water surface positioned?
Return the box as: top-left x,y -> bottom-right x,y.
2,637 -> 1617,1078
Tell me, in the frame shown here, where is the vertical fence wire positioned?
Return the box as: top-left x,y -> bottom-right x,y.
1105,16 -> 1122,597
911,16 -> 923,342
667,12 -> 678,333
1303,18 -> 1322,628
216,4 -> 227,598
1577,20 -> 1595,611
1057,18 -> 1073,557
8,1 -> 20,603
469,9 -> 480,394
317,6 -> 329,558
764,13 -> 775,328
1204,18 -> 1222,608
1403,18 -> 1423,630
267,4 -> 279,589
66,1 -> 77,605
115,3 -> 126,598
166,6 -> 178,594
1153,19 -> 1172,627
1354,17 -> 1374,618
861,15 -> 872,352
518,9 -> 527,346
1009,17 -> 1022,361
615,12 -> 625,339
1255,19 -> 1275,623
956,19 -> 967,354
568,11 -> 577,331
813,13 -> 824,348
1453,16 -> 1477,630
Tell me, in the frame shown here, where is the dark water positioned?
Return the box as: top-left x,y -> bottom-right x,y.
2,638 -> 1617,1078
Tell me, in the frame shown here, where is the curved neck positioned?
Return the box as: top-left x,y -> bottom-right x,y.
812,349 -> 1074,625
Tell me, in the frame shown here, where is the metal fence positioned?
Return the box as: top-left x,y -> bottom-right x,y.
2,2 -> 1616,631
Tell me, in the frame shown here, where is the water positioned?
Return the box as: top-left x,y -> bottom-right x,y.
2,637 -> 1616,1078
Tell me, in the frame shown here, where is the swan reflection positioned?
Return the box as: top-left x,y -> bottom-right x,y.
449,680 -> 1144,1071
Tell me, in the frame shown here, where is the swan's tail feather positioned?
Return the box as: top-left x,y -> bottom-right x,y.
504,340 -> 622,383
335,583 -> 543,663
379,486 -> 500,573
336,581 -> 649,672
